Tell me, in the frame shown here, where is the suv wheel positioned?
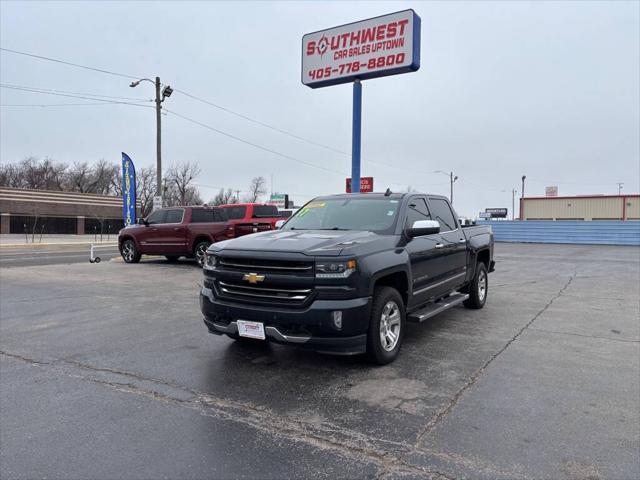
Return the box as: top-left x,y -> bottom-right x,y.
464,262 -> 488,309
121,239 -> 141,264
366,286 -> 405,365
194,240 -> 210,267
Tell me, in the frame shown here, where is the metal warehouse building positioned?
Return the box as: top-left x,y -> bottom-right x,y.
0,187 -> 137,235
520,194 -> 640,221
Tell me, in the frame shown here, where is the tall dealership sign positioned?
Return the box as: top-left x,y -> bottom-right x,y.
121,152 -> 137,227
302,10 -> 421,192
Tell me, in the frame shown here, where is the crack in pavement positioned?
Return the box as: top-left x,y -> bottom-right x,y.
0,350 -> 460,480
2,272 -> 579,480
411,269 -> 577,449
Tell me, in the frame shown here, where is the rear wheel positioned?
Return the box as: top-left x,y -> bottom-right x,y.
366,286 -> 405,365
464,262 -> 488,309
194,240 -> 210,267
120,239 -> 141,264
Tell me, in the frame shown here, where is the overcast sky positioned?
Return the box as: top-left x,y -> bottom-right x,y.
1,0 -> 638,217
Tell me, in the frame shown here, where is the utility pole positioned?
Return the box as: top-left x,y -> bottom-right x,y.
155,77 -> 162,198
130,77 -> 173,207
617,182 -> 624,195
450,172 -> 454,204
512,189 -> 518,221
435,170 -> 458,204
236,189 -> 240,202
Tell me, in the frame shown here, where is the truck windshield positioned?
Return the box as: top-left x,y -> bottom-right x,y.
283,197 -> 400,234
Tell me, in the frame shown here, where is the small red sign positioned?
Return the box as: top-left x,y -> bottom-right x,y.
346,177 -> 374,193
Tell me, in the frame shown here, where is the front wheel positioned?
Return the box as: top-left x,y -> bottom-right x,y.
194,241 -> 211,267
464,262 -> 488,309
366,286 -> 405,365
120,239 -> 141,264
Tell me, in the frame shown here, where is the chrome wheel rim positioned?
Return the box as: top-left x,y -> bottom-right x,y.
195,244 -> 208,266
122,242 -> 134,262
478,269 -> 487,302
379,300 -> 401,352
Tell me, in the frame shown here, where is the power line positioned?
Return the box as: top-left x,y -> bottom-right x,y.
1,102 -> 150,108
0,84 -> 154,108
2,47 -> 442,180
175,87 -> 437,177
0,47 -> 141,80
164,108 -> 346,176
0,82 -> 151,101
175,88 -> 346,156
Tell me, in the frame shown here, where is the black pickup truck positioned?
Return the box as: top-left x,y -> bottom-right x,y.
200,192 -> 494,364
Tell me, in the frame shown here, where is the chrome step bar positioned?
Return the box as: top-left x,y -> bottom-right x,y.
407,292 -> 469,323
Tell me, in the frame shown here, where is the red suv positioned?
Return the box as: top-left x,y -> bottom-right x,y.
219,203 -> 281,237
118,206 -> 234,266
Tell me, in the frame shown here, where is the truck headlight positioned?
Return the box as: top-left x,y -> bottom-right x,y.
315,259 -> 356,278
204,253 -> 218,270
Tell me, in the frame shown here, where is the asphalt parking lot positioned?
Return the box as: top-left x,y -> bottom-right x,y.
1,243 -> 638,479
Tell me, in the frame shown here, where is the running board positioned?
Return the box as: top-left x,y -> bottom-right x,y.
407,292 -> 469,323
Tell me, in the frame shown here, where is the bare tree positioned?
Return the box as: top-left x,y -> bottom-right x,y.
246,176 -> 266,203
0,163 -> 22,188
17,156 -> 67,190
211,188 -> 236,206
165,161 -> 203,206
137,167 -> 157,217
64,162 -> 93,192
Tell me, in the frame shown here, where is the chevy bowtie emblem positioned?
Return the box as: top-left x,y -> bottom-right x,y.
243,273 -> 265,284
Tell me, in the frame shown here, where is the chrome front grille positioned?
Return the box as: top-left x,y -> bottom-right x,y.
219,257 -> 313,275
217,281 -> 312,304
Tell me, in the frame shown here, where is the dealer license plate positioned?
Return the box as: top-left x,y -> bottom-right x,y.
237,320 -> 266,340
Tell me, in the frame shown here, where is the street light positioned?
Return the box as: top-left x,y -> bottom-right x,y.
130,76 -> 173,207
434,170 -> 458,204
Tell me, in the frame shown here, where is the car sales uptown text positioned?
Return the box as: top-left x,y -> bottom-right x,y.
306,18 -> 410,61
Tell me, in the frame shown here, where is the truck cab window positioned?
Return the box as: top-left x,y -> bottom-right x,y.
146,210 -> 166,224
226,206 -> 247,220
428,198 -> 457,231
406,198 -> 431,228
213,209 -> 228,222
165,209 -> 184,224
191,209 -> 213,223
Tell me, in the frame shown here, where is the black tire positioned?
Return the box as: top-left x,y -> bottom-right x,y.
366,286 -> 406,365
120,239 -> 141,263
464,262 -> 488,309
194,240 -> 211,267
165,255 -> 180,262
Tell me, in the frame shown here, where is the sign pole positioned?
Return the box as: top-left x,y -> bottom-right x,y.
351,79 -> 362,193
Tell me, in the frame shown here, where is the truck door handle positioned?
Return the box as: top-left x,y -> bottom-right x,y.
435,243 -> 444,249
173,227 -> 181,231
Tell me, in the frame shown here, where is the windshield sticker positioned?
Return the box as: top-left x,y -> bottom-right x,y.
387,210 -> 395,216
296,202 -> 326,218
390,200 -> 398,203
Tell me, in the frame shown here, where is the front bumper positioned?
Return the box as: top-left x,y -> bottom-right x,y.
200,286 -> 371,355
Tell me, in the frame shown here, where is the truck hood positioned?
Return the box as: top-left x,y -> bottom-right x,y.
213,229 -> 387,256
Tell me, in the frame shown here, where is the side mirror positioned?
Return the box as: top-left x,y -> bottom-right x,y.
407,220 -> 440,237
275,220 -> 286,229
